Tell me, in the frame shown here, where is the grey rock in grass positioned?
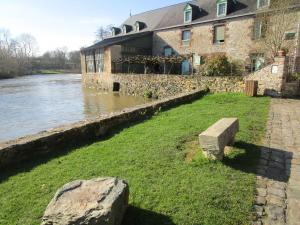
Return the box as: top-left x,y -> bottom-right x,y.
41,177 -> 129,225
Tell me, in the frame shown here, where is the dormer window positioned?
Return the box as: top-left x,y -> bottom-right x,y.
217,0 -> 227,17
257,0 -> 269,9
122,25 -> 132,34
135,22 -> 140,32
122,25 -> 127,34
111,27 -> 121,36
184,4 -> 193,23
134,21 -> 146,32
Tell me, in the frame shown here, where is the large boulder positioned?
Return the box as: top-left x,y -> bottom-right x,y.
41,177 -> 129,225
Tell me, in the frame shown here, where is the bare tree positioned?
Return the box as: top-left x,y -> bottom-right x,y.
0,29 -> 18,77
0,29 -> 40,77
95,24 -> 114,41
257,0 -> 300,60
15,34 -> 38,58
0,28 -> 82,77
68,51 -> 80,65
15,34 -> 38,74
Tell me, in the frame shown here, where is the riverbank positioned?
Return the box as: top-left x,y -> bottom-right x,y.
0,93 -> 270,225
0,70 -> 80,80
32,69 -> 81,75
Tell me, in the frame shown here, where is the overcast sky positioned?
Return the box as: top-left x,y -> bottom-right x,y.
0,0 -> 184,54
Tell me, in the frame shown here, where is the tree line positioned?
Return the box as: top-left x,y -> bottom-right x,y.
0,28 -> 81,79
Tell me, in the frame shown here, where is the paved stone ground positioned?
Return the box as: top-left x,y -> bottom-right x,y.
253,99 -> 300,225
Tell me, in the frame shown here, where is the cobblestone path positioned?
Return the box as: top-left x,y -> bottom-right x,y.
254,99 -> 300,225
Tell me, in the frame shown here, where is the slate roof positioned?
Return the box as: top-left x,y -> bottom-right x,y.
83,31 -> 153,51
123,0 -> 257,31
84,0 -> 258,51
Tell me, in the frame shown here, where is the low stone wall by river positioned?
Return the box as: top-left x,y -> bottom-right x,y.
0,90 -> 205,169
83,73 -> 245,98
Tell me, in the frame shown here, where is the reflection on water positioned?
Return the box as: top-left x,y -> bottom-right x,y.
0,74 -> 149,142
82,88 -> 146,116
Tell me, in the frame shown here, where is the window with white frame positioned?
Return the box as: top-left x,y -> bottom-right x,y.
193,54 -> 202,67
184,5 -> 192,23
95,49 -> 104,73
135,23 -> 140,32
122,25 -> 132,34
182,30 -> 191,46
111,27 -> 121,36
285,32 -> 296,40
251,54 -> 265,72
217,0 -> 227,17
253,20 -> 266,39
85,53 -> 95,73
122,26 -> 127,34
257,0 -> 269,9
214,25 -> 225,44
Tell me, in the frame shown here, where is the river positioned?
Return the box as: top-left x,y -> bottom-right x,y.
0,74 -> 149,143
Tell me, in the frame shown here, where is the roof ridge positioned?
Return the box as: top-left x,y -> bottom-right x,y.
131,0 -> 194,17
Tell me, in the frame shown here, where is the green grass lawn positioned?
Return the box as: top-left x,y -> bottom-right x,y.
0,93 -> 270,225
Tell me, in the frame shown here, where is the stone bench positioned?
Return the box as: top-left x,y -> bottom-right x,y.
199,118 -> 239,160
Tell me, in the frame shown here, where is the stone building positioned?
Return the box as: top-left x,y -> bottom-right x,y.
80,0 -> 300,96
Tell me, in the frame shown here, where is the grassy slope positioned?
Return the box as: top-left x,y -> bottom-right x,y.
0,93 -> 270,225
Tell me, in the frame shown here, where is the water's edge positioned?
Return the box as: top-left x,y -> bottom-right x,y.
0,90 -> 205,169
0,74 -> 148,142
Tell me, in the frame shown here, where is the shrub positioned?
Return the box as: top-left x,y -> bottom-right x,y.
143,90 -> 153,99
290,72 -> 300,81
202,54 -> 243,76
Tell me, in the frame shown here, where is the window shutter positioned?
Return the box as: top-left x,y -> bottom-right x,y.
253,20 -> 262,39
182,30 -> 191,41
216,26 -> 225,41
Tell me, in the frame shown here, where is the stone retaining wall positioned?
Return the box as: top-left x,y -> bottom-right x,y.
83,73 -> 244,98
83,56 -> 299,98
0,90 -> 205,169
245,57 -> 287,97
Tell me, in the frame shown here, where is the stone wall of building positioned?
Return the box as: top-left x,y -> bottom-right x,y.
0,90 -> 205,169
83,73 -> 244,98
152,12 -> 300,70
83,55 -> 299,98
153,16 -> 259,64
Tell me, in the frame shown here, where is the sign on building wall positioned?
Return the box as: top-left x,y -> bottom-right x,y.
193,55 -> 202,66
271,65 -> 278,74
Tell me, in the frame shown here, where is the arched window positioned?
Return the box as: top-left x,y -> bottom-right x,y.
122,25 -> 132,34
134,21 -> 146,32
135,22 -> 140,32
111,27 -> 121,36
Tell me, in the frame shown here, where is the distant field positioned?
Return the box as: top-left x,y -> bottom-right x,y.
0,93 -> 270,225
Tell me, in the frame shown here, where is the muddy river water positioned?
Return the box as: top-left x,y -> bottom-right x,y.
0,74 -> 149,142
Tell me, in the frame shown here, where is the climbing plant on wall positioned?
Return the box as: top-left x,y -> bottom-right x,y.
112,54 -> 193,74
